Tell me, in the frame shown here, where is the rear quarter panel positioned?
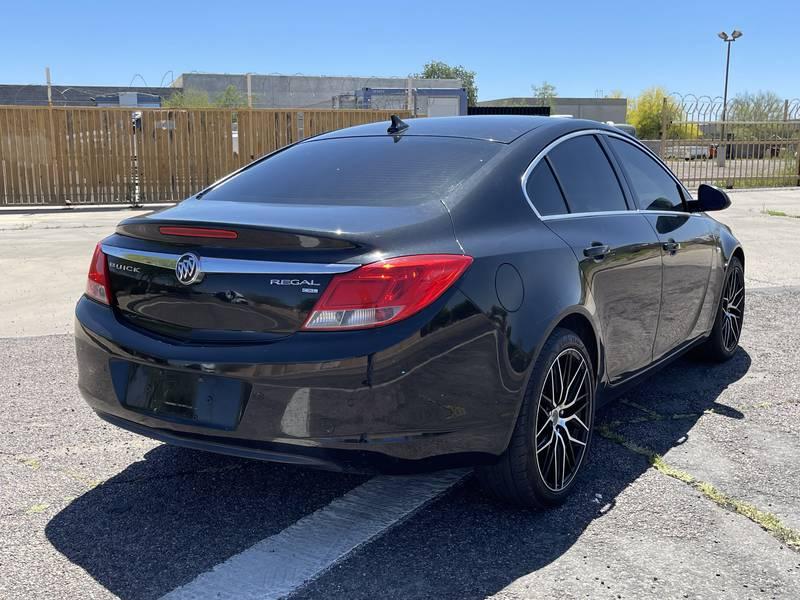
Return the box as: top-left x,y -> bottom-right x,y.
445,134 -> 593,435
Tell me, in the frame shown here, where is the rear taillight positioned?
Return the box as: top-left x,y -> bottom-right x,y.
85,243 -> 112,305
303,254 -> 473,331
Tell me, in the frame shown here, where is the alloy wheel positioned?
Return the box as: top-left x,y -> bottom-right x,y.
534,348 -> 593,492
721,266 -> 744,352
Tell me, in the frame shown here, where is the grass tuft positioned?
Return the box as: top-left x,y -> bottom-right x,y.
762,208 -> 800,219
26,503 -> 50,515
715,177 -> 799,189
696,482 -> 800,550
18,457 -> 41,470
651,455 -> 695,484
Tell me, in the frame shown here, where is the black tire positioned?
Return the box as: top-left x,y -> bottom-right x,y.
477,328 -> 596,509
696,256 -> 745,362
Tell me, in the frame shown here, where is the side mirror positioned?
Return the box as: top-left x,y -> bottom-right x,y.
688,184 -> 731,212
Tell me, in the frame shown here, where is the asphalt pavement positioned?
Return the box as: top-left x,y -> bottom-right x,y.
1,189 -> 799,599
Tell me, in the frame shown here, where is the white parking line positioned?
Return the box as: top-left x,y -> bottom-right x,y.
161,469 -> 470,600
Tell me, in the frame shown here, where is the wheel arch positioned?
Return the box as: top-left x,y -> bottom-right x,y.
731,245 -> 745,271
718,223 -> 744,272
535,307 -> 603,386
491,303 -> 604,459
484,305 -> 602,497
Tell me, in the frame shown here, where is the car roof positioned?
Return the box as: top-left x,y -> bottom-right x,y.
311,115 -> 559,144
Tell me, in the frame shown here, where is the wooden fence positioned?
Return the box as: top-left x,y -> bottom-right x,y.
0,106 -> 410,206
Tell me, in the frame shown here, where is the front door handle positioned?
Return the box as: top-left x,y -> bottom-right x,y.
662,239 -> 681,255
583,242 -> 612,260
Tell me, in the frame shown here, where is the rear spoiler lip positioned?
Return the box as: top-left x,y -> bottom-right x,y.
115,219 -> 358,251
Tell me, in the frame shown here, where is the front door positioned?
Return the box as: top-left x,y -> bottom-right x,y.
644,213 -> 715,358
605,136 -> 714,359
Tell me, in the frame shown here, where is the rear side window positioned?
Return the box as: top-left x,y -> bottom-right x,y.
547,135 -> 628,213
607,137 -> 685,211
200,136 -> 501,206
525,161 -> 568,216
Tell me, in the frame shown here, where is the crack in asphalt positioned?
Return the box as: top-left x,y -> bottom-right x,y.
747,282 -> 800,293
605,393 -> 799,431
2,457 -> 252,521
98,463 -> 250,488
595,421 -> 800,551
60,461 -> 248,490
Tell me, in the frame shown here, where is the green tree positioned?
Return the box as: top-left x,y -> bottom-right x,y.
215,84 -> 247,108
161,88 -> 212,108
531,81 -> 557,105
728,91 -> 790,141
413,60 -> 478,106
627,86 -> 700,139
729,90 -> 784,120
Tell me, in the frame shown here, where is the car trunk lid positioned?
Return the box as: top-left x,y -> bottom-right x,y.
103,198 -> 456,342
104,242 -> 358,342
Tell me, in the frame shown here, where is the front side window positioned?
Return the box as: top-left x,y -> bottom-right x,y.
608,137 -> 685,211
546,135 -> 628,214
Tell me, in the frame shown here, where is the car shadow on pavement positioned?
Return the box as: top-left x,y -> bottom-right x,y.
294,348 -> 753,599
44,447 -> 370,599
45,350 -> 751,600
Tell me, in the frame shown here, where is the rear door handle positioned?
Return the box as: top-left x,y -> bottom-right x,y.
583,243 -> 612,260
662,239 -> 681,254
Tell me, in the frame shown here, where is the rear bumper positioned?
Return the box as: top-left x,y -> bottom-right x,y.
75,294 -> 524,473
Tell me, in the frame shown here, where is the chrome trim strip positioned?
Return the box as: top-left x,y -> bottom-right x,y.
538,209 -> 695,222
102,246 -> 178,269
520,129 -> 693,221
638,209 -> 694,217
541,210 -> 638,221
101,245 -> 360,275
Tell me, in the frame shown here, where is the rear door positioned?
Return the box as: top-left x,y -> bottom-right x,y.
527,133 -> 663,383
605,136 -> 715,359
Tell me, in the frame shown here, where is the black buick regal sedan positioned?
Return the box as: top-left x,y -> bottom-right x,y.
75,115 -> 744,508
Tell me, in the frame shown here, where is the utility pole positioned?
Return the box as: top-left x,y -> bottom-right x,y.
717,30 -> 743,167
407,77 -> 414,115
45,66 -> 52,107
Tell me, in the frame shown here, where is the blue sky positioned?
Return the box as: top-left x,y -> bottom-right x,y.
1,0 -> 797,101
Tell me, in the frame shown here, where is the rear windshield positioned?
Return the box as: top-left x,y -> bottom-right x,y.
200,136 -> 501,206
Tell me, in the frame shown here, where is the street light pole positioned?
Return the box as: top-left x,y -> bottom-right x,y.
717,30 -> 742,167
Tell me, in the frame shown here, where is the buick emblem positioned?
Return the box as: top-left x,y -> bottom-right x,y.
175,253 -> 202,285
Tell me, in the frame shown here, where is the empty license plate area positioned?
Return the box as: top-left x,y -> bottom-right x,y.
122,363 -> 249,430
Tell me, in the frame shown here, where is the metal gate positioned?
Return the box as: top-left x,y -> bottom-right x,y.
650,95 -> 800,189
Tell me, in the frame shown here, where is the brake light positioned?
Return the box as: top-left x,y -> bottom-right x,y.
303,254 -> 473,331
159,226 -> 238,239
85,243 -> 112,305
